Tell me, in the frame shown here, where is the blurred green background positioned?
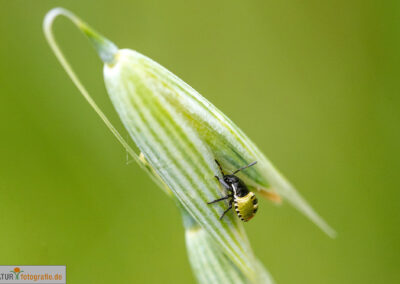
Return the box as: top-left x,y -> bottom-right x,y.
1,0 -> 399,283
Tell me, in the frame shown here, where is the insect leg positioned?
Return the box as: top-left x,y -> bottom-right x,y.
207,195 -> 231,204
214,175 -> 231,190
220,199 -> 233,220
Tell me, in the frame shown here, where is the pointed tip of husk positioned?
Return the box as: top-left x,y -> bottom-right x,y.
78,22 -> 119,64
44,7 -> 118,65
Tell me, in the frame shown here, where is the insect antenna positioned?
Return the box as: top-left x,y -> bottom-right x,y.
214,159 -> 225,175
232,161 -> 257,175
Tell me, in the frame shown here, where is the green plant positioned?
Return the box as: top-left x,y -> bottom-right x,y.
43,7 -> 335,283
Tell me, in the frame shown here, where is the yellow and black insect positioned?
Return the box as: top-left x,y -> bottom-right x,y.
208,160 -> 258,222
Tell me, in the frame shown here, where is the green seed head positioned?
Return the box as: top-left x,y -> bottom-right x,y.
44,7 -> 336,284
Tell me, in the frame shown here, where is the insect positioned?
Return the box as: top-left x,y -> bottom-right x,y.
208,160 -> 258,222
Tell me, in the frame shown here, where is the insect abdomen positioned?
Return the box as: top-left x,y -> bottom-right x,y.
234,192 -> 258,222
